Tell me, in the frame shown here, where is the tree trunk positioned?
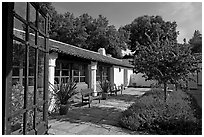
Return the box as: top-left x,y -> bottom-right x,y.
164,82 -> 167,102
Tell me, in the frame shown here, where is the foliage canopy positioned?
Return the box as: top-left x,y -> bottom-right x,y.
123,15 -> 200,101
39,2 -> 129,58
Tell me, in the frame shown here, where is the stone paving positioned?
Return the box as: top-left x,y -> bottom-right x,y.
48,88 -> 151,135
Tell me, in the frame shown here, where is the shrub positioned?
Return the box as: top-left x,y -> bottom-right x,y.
119,89 -> 201,134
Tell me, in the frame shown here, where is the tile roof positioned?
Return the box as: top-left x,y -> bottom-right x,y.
13,28 -> 133,68
49,39 -> 134,68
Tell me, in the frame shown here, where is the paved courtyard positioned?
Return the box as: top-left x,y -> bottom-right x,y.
48,88 -> 151,135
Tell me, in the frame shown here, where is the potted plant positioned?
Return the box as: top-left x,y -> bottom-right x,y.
49,80 -> 77,115
99,80 -> 110,100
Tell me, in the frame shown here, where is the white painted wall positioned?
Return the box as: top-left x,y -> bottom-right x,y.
114,67 -> 124,86
127,69 -> 133,86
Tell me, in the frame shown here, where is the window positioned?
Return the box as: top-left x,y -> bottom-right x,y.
54,62 -> 86,84
55,62 -> 70,84
96,66 -> 102,82
7,2 -> 49,135
96,65 -> 110,82
103,67 -> 109,81
72,64 -> 86,82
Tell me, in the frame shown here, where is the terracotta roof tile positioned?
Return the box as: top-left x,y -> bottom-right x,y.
14,29 -> 133,68
49,39 -> 133,68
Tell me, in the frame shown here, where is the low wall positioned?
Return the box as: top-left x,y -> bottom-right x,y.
129,73 -> 157,87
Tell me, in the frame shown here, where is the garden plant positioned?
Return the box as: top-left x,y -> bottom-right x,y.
119,88 -> 202,134
49,80 -> 78,115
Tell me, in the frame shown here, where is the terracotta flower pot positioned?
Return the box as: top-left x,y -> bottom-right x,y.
59,104 -> 70,115
102,92 -> 108,100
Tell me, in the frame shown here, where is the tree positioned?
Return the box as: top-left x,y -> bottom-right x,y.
189,30 -> 202,53
122,15 -> 178,52
38,2 -> 58,36
134,34 -> 200,101
57,13 -> 129,58
38,3 -> 130,58
126,15 -> 200,101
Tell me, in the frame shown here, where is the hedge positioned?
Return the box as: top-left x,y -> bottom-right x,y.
119,88 -> 201,134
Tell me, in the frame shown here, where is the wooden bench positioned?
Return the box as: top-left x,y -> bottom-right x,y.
110,84 -> 124,96
81,88 -> 102,108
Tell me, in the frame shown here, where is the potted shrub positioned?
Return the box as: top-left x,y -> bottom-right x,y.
49,81 -> 77,115
99,80 -> 110,100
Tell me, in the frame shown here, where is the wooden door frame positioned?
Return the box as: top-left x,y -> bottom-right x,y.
2,2 -> 49,135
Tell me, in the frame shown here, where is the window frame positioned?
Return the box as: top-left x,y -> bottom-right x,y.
54,61 -> 86,84
4,2 -> 49,135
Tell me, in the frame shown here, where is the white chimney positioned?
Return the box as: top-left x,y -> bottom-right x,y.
107,54 -> 112,57
98,48 -> 106,56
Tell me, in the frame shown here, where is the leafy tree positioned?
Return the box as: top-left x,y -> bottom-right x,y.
38,2 -> 58,36
134,34 -> 200,101
126,15 -> 200,101
189,30 -> 202,53
122,15 -> 178,51
38,3 -> 129,58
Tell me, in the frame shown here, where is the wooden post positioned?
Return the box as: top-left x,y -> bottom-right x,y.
3,2 -> 14,135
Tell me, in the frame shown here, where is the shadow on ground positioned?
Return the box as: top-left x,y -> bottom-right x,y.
48,93 -> 142,134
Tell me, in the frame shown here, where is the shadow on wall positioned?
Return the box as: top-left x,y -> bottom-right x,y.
129,73 -> 157,87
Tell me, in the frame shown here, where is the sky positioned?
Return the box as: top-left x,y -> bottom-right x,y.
52,2 -> 202,44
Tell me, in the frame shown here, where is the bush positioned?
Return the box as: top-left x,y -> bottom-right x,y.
119,89 -> 201,134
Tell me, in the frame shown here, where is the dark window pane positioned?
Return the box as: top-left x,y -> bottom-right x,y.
11,113 -> 23,135
73,64 -> 79,70
61,77 -> 69,83
29,47 -> 35,76
38,33 -> 45,48
13,18 -> 26,40
28,47 -> 35,106
29,3 -> 36,27
80,69 -> 85,76
73,77 -> 79,82
13,67 -> 19,76
55,61 -> 60,69
27,109 -> 34,131
12,78 -> 20,85
29,28 -> 36,46
12,40 -> 26,111
11,83 -> 24,113
62,70 -> 69,76
14,2 -> 27,20
39,13 -> 45,33
29,68 -> 34,76
73,70 -> 79,76
62,62 -> 69,69
28,78 -> 34,86
55,69 -> 60,76
37,51 -> 44,103
80,77 -> 85,82
36,105 -> 43,126
54,77 -> 59,84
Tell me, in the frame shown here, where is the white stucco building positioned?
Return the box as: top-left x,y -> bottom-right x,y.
48,39 -> 134,94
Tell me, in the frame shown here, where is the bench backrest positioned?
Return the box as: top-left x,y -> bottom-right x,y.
110,84 -> 120,91
81,88 -> 94,96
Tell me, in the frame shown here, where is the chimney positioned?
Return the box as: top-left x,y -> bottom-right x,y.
107,54 -> 112,57
98,48 -> 106,56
